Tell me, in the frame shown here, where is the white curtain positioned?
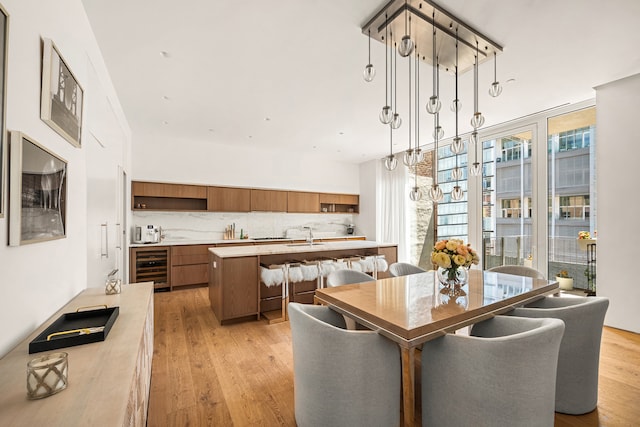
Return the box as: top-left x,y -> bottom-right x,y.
376,160 -> 410,262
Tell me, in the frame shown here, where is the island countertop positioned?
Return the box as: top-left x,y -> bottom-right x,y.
208,240 -> 395,258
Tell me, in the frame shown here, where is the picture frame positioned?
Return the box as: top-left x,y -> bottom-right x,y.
0,5 -> 8,218
40,38 -> 83,148
9,131 -> 67,246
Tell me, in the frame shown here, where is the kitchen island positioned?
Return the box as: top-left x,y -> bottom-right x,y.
208,241 -> 397,324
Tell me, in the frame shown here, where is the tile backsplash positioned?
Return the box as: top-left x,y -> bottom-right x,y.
132,211 -> 357,242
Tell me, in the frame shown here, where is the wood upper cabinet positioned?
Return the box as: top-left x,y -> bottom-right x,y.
319,193 -> 359,213
287,191 -> 320,213
208,186 -> 251,212
250,189 -> 288,212
132,181 -> 208,211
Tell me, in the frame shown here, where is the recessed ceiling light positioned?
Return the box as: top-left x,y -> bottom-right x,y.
506,78 -> 516,84
162,95 -> 170,101
162,120 -> 169,125
264,117 -> 271,121
339,132 -> 344,135
208,128 -> 214,132
160,51 -> 171,58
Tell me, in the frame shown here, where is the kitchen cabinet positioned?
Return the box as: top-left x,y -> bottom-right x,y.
250,189 -> 288,212
208,186 -> 251,212
287,191 -> 320,213
319,193 -> 359,213
132,181 -> 208,211
171,245 -> 210,288
130,246 -> 171,290
209,254 -> 260,323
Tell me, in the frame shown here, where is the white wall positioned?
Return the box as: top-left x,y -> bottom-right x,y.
358,159 -> 378,241
132,132 -> 360,194
0,0 -> 131,357
595,73 -> 640,333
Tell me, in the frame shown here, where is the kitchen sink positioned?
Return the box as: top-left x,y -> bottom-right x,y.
286,243 -> 325,247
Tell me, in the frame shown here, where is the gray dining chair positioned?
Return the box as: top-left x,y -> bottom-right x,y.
288,303 -> 401,427
489,264 -> 546,279
326,269 -> 373,287
509,296 -> 609,414
421,315 -> 565,427
388,262 -> 426,277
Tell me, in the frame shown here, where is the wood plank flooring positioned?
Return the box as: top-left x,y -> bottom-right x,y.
147,286 -> 640,426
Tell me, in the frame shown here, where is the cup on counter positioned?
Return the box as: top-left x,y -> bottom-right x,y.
27,352 -> 69,399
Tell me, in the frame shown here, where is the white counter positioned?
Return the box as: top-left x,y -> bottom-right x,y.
209,240 -> 395,258
129,235 -> 367,248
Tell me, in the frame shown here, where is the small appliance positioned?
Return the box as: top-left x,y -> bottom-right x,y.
134,225 -> 161,244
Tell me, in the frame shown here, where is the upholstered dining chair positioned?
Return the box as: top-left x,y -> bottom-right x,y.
509,296 -> 609,414
421,315 -> 565,427
288,303 -> 401,427
489,264 -> 546,279
326,269 -> 373,287
388,262 -> 427,277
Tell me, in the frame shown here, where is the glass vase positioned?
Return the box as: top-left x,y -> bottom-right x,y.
437,267 -> 468,291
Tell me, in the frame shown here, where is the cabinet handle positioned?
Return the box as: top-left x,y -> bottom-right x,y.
101,222 -> 109,258
115,222 -> 122,249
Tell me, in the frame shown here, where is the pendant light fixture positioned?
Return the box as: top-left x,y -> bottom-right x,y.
384,124 -> 398,171
363,28 -> 376,82
489,51 -> 503,97
426,11 -> 441,115
403,47 -> 414,167
414,50 -> 424,164
379,14 -> 393,124
398,0 -> 414,57
428,112 -> 444,203
409,164 -> 422,201
470,41 -> 485,129
469,130 -> 482,176
450,27 -> 464,202
391,43 -> 402,130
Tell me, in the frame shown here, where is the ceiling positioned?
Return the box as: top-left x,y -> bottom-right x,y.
82,0 -> 640,164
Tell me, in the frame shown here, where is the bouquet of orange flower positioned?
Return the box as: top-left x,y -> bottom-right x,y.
578,231 -> 591,240
431,239 -> 479,276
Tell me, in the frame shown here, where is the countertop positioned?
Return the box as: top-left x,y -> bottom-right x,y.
209,240 -> 396,258
129,235 -> 367,248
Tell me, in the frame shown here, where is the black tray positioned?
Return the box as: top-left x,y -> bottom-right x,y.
29,306 -> 119,354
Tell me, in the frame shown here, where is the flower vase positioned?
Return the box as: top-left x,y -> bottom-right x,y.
437,267 -> 469,296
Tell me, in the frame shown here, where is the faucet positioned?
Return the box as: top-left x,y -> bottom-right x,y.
303,226 -> 314,245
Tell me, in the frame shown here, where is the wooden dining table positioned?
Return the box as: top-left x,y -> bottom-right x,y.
314,269 -> 559,427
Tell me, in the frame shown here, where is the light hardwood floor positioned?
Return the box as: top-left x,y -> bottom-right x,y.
147,286 -> 640,426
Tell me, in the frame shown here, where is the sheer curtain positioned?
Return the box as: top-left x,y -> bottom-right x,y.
376,160 -> 410,262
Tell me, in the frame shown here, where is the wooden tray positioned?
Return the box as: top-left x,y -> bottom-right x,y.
28,306 -> 119,354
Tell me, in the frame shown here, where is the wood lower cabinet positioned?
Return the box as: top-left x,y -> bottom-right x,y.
130,246 -> 171,290
287,191 -> 320,213
250,189 -> 288,212
209,254 -> 259,323
208,186 -> 251,212
171,245 -> 210,288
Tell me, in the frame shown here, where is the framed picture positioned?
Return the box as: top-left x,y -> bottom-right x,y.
9,131 -> 67,246
0,5 -> 8,218
40,38 -> 83,148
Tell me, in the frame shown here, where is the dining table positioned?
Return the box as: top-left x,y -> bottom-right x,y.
314,269 -> 559,427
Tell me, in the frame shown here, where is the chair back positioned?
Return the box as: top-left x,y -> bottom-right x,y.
511,296 -> 609,414
326,269 -> 373,287
489,265 -> 545,279
422,315 -> 564,427
388,262 -> 426,277
288,303 -> 401,427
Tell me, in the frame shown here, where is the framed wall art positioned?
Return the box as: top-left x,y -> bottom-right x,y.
40,38 -> 83,148
9,131 -> 67,246
0,5 -> 8,218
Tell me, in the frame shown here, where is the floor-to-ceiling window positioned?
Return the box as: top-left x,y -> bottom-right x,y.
547,107 -> 596,290
436,144 -> 468,242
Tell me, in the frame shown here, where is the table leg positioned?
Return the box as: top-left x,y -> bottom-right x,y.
401,347 -> 416,426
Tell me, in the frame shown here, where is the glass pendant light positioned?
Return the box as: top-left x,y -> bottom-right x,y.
469,130 -> 481,176
403,50 -> 414,167
451,185 -> 464,200
451,166 -> 463,180
414,50 -> 425,164
409,169 -> 422,201
426,12 -> 441,114
380,15 -> 392,124
384,125 -> 398,171
489,51 -> 503,97
363,29 -> 376,82
451,137 -> 464,154
398,1 -> 414,57
429,112 -> 444,203
391,45 -> 402,129
433,124 -> 444,140
470,41 -> 485,129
